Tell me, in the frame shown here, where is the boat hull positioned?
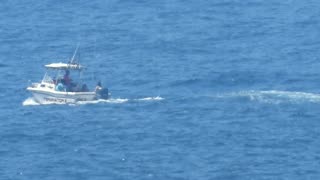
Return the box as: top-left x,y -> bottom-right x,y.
27,87 -> 97,104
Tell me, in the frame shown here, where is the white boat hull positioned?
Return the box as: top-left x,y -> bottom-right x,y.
27,87 -> 97,104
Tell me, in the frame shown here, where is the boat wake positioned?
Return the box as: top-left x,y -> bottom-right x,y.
22,96 -> 164,106
22,97 -> 41,106
134,96 -> 164,101
216,90 -> 320,104
75,98 -> 129,105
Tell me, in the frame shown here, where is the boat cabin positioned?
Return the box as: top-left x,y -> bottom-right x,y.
41,62 -> 88,92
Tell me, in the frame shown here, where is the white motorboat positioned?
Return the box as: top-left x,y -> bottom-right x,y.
27,59 -> 109,104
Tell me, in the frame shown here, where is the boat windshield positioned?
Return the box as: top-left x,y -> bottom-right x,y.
42,68 -> 83,85
42,71 -> 55,84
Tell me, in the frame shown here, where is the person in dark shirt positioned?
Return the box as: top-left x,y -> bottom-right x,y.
63,70 -> 71,85
63,70 -> 72,91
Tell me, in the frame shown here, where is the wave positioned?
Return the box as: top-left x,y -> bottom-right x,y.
217,90 -> 320,104
22,97 -> 40,106
22,96 -> 164,106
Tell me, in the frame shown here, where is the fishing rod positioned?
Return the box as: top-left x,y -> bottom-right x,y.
70,43 -> 80,64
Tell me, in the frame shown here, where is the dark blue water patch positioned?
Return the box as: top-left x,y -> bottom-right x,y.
0,63 -> 8,68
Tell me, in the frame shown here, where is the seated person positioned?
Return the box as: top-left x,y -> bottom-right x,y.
81,84 -> 89,92
55,79 -> 66,92
70,83 -> 78,92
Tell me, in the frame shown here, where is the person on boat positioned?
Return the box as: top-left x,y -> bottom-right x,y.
71,83 -> 80,92
95,81 -> 102,92
55,79 -> 66,92
63,70 -> 71,85
81,84 -> 89,92
63,70 -> 72,91
95,81 -> 109,99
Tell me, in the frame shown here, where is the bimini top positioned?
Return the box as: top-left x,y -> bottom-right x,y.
45,63 -> 85,70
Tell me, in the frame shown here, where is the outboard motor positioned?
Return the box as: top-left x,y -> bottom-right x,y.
96,88 -> 109,99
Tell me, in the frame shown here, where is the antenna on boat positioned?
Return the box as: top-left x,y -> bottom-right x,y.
70,43 -> 80,64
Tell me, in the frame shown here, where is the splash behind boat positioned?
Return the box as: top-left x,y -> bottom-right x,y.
27,62 -> 109,104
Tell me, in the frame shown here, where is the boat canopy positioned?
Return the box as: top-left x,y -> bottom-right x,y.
45,63 -> 85,70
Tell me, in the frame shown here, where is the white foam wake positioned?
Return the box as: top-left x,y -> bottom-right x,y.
218,90 -> 320,104
75,96 -> 164,105
22,97 -> 40,106
135,96 -> 164,101
76,98 -> 129,105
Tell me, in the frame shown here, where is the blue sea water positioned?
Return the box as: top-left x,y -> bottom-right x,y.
1,0 -> 320,179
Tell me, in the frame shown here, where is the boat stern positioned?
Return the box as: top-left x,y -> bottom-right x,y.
96,88 -> 109,99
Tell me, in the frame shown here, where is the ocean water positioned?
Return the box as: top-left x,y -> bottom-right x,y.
1,0 -> 320,179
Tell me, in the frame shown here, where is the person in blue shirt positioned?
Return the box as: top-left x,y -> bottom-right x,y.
55,79 -> 66,92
